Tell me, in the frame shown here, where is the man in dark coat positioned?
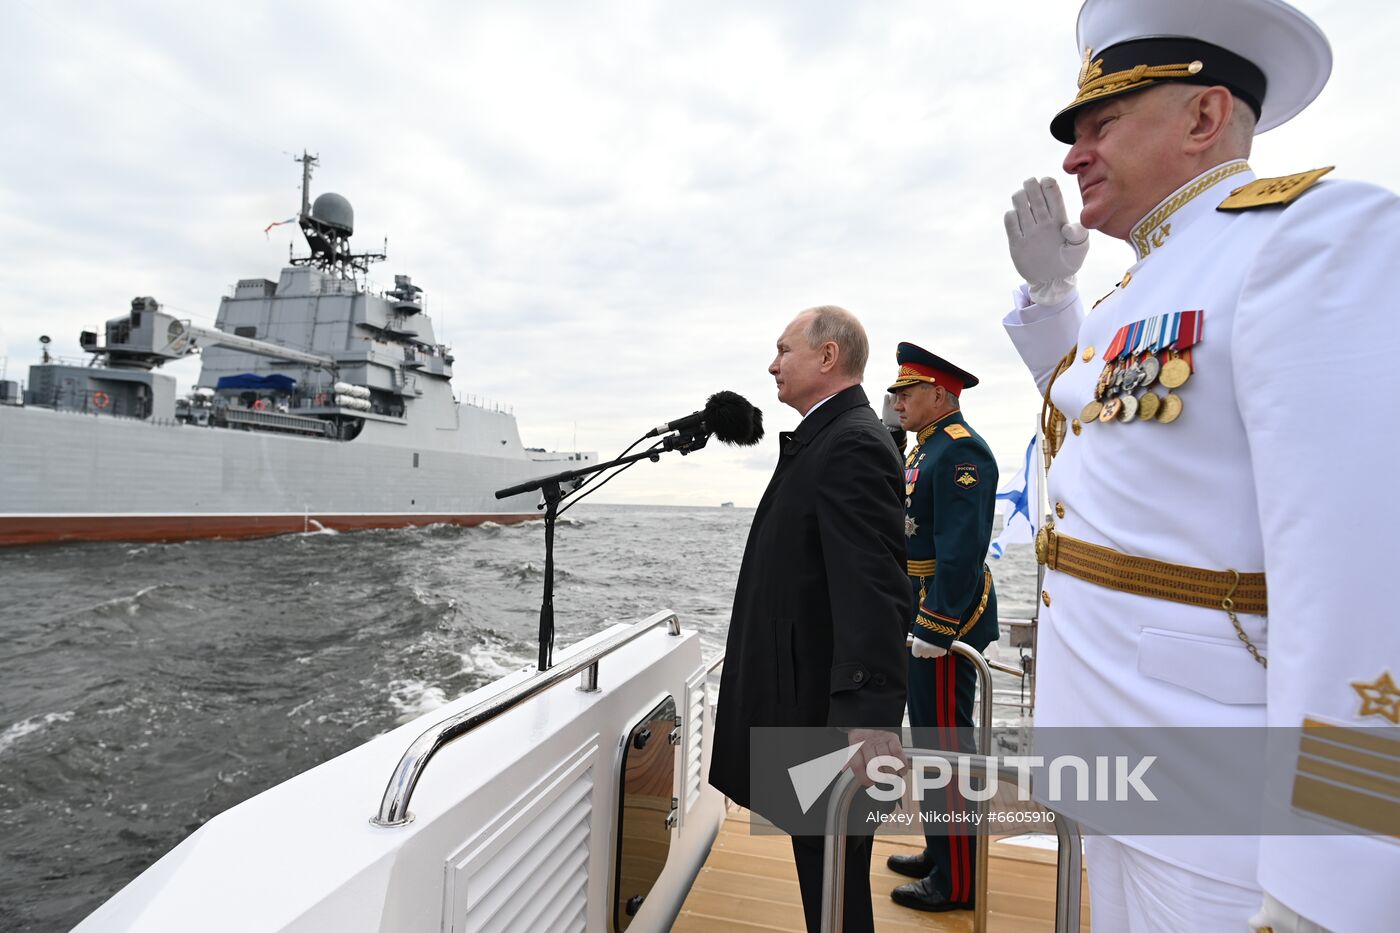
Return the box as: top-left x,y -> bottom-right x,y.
709,305 -> 910,933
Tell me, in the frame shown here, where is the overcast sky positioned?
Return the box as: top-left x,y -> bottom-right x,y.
2,0 -> 1395,506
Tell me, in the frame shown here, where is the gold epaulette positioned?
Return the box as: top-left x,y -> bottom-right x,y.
1217,166 -> 1334,211
944,424 -> 970,440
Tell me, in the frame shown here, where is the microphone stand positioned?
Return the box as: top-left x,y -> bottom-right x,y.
494,428 -> 710,671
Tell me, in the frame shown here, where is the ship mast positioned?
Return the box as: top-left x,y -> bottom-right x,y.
297,150 -> 315,218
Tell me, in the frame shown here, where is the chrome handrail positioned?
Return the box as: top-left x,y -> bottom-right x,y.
369,609 -> 682,827
706,652 -> 726,675
949,641 -> 994,931
819,751 -> 1082,933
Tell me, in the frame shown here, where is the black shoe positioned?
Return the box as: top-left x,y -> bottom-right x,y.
890,873 -> 974,913
885,850 -> 934,879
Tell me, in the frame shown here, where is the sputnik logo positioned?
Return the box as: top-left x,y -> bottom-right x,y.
788,745 -> 860,814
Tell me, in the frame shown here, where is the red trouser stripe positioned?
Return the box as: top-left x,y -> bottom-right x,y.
946,654 -> 963,902
955,655 -> 970,902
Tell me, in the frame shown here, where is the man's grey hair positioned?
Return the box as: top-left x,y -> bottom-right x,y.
1226,94 -> 1257,156
802,305 -> 868,380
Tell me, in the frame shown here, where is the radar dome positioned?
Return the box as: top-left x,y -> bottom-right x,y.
311,192 -> 354,235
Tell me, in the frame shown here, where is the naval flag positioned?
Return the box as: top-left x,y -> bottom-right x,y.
263,216 -> 298,237
989,435 -> 1039,559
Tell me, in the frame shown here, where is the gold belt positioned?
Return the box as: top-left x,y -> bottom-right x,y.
907,559 -> 937,576
1035,526 -> 1268,616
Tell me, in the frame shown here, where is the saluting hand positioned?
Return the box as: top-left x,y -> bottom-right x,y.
1004,176 -> 1090,305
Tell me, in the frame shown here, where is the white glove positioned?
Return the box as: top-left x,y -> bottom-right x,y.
911,637 -> 947,659
880,392 -> 901,430
1004,176 -> 1089,306
1249,893 -> 1328,933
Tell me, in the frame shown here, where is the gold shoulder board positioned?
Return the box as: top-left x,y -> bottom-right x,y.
1218,166 -> 1334,212
944,424 -> 971,440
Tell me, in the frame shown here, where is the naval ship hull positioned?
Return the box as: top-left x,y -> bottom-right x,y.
0,404 -> 560,546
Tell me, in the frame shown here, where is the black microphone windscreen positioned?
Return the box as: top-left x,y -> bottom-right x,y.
748,406 -> 764,444
706,390 -> 763,446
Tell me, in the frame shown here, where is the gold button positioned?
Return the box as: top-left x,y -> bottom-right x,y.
1055,502 -> 1066,519
1082,346 -> 1095,362
1071,419 -> 1082,436
1120,271 -> 1133,288
1041,590 -> 1051,607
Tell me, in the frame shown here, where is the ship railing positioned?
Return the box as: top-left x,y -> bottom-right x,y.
370,609 -> 683,828
701,614 -> 1035,717
64,388 -> 149,419
819,749 -> 1082,933
821,638 -> 1066,933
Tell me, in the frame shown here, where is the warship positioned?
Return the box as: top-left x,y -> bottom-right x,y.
0,154 -> 594,546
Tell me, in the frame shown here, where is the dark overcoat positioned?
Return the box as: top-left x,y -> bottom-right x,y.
709,384 -> 911,810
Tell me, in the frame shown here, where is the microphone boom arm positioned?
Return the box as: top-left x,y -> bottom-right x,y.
494,427 -> 709,671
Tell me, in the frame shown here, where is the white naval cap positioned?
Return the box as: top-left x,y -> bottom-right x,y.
1050,0 -> 1332,143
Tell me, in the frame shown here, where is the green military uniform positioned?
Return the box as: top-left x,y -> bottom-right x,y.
887,343 -> 999,912
905,409 -> 999,653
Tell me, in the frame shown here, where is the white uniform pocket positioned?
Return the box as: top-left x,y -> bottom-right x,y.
1136,627 -> 1266,705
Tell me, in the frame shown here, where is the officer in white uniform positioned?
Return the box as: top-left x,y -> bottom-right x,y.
1000,0 -> 1400,930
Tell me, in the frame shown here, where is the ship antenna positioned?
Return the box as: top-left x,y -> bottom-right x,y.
295,150 -> 318,220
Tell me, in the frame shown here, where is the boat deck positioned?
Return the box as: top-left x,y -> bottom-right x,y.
675,809 -> 1089,932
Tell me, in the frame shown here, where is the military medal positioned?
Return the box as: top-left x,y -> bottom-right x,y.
1096,362 -> 1114,399
1139,354 -> 1161,388
1160,352 -> 1190,388
1137,391 -> 1161,420
1157,392 -> 1183,423
1123,362 -> 1143,394
1117,394 -> 1139,422
905,515 -> 919,537
1081,399 -> 1103,422
1099,397 -> 1122,422
1160,309 -> 1202,389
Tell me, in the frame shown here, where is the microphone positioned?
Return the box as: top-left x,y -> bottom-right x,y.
645,390 -> 765,446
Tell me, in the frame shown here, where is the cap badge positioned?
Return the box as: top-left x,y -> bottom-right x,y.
1078,47 -> 1103,88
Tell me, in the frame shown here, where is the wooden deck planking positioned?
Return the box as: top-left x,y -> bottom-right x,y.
675,810 -> 1088,932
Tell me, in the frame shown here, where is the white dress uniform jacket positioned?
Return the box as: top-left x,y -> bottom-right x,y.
1004,159 -> 1400,931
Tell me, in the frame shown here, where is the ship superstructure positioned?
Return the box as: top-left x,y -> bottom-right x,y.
0,154 -> 593,546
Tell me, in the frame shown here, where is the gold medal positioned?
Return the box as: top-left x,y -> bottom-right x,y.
1160,355 -> 1190,389
1137,391 -> 1161,421
1081,399 -> 1104,422
1099,398 -> 1122,422
1096,363 -> 1114,399
1117,394 -> 1139,423
1157,392 -> 1183,423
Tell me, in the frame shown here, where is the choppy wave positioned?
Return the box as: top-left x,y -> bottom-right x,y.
86,584 -> 168,616
0,711 -> 74,755
386,678 -> 449,721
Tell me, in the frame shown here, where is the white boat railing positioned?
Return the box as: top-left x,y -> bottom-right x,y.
370,609 -> 683,827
